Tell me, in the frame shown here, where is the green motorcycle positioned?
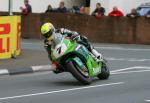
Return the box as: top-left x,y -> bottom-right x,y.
50,35 -> 110,85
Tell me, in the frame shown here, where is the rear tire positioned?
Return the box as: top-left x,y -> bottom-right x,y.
97,63 -> 110,80
66,61 -> 92,85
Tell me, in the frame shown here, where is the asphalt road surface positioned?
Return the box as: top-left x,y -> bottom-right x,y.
0,40 -> 150,103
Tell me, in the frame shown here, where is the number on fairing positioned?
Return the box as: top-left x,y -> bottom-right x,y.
53,43 -> 67,58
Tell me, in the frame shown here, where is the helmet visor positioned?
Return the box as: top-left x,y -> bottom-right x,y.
43,30 -> 52,38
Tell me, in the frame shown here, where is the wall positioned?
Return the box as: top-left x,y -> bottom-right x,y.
19,13 -> 150,44
136,17 -> 150,44
1,11 -> 150,44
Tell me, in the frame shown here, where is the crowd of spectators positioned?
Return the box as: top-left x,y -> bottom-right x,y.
19,0 -> 150,19
45,2 -> 67,13
92,3 -> 150,19
44,1 -> 88,14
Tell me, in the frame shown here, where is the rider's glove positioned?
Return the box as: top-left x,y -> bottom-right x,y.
80,35 -> 88,42
71,34 -> 80,41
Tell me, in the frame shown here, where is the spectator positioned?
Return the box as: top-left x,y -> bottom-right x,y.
20,0 -> 32,15
45,4 -> 53,13
72,6 -> 80,14
80,6 -> 86,14
92,3 -> 105,18
108,6 -> 124,17
57,1 -> 67,13
126,8 -> 140,18
146,10 -> 150,18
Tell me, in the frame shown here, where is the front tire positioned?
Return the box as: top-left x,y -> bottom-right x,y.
66,61 -> 92,85
97,62 -> 110,80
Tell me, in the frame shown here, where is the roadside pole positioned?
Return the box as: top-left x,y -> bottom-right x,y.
9,0 -> 13,15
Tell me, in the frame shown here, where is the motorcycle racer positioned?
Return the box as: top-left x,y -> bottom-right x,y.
40,22 -> 102,73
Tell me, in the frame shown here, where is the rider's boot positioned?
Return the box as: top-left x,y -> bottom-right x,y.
53,67 -> 64,74
91,49 -> 103,62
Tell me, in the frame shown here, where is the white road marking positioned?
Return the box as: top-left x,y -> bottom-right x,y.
111,66 -> 150,73
145,100 -> 150,102
31,65 -> 53,72
0,82 -> 124,100
95,46 -> 150,51
0,69 -> 9,75
111,70 -> 150,75
106,57 -> 150,62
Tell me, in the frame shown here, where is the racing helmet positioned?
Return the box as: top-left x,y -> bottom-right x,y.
41,22 -> 55,40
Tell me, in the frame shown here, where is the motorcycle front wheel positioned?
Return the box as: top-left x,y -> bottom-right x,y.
97,62 -> 110,80
66,61 -> 92,85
